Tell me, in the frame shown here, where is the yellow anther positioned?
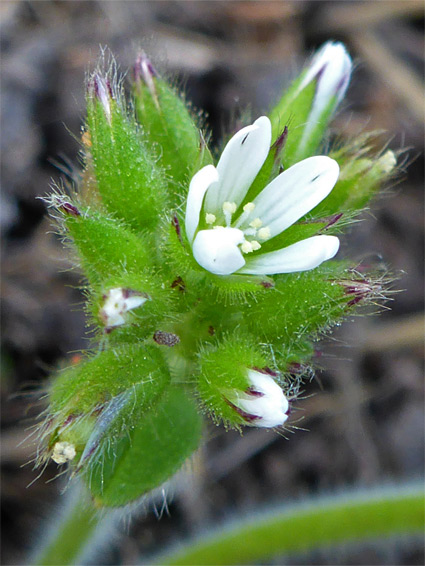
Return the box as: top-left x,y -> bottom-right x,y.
205,213 -> 216,225
241,241 -> 253,253
223,201 -> 237,214
243,202 -> 255,213
257,227 -> 271,240
251,240 -> 261,251
249,217 -> 263,229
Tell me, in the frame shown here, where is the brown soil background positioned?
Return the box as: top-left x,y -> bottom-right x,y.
1,1 -> 424,564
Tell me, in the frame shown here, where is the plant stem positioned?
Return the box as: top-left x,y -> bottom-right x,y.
32,482 -> 102,566
155,483 -> 425,565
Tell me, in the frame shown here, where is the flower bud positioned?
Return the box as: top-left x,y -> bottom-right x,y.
339,278 -> 384,307
297,42 -> 352,152
197,338 -> 290,429
134,51 -> 159,109
271,42 -> 352,165
91,74 -> 113,123
227,369 -> 290,428
99,287 -> 149,330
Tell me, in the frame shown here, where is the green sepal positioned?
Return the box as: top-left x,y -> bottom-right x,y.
134,75 -> 212,195
268,72 -> 338,167
242,149 -> 276,204
49,344 -> 169,415
87,386 -> 203,507
86,95 -> 167,230
197,335 -> 269,428
242,262 -> 351,344
65,211 -> 152,285
312,145 -> 397,216
268,72 -> 310,142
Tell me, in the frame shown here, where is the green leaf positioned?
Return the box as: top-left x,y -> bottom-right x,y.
87,386 -> 203,507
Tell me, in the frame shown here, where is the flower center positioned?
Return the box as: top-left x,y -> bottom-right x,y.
205,201 -> 271,255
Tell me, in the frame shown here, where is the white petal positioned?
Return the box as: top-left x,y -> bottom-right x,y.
239,235 -> 340,275
185,165 -> 219,244
298,43 -> 352,148
250,156 -> 339,238
125,295 -> 148,311
204,116 -> 272,213
235,370 -> 289,428
299,42 -> 352,104
192,227 -> 245,275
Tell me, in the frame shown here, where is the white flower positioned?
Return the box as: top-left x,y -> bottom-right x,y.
298,42 -> 352,150
99,287 -> 148,329
229,369 -> 289,428
185,116 -> 340,276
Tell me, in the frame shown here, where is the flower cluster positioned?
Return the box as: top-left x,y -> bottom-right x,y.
38,41 -> 396,508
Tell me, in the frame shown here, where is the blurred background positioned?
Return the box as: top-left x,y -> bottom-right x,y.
1,1 -> 424,564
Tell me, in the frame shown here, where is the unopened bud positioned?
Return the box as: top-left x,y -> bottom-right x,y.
100,287 -> 149,329
52,441 -> 76,464
227,369 -> 289,428
91,74 -> 113,123
298,42 -> 352,151
134,52 -> 159,109
42,194 -> 81,217
339,278 -> 383,307
301,41 -> 352,108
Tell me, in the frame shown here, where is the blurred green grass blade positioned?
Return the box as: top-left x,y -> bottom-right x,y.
33,485 -> 99,566
155,484 -> 424,565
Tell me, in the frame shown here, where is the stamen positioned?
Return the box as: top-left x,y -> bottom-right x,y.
223,202 -> 237,214
241,241 -> 253,253
235,202 -> 256,229
257,226 -> 271,240
223,201 -> 237,227
205,213 -> 216,225
249,217 -> 263,229
251,240 -> 261,251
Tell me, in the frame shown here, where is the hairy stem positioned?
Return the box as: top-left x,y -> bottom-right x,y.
155,483 -> 424,565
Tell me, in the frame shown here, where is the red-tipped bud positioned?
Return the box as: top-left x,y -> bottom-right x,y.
134,52 -> 159,109
91,74 -> 113,123
340,278 -> 384,307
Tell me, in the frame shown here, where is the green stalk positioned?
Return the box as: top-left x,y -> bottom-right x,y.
155,484 -> 424,565
33,484 -> 102,566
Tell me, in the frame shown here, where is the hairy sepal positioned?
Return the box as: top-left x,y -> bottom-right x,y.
86,97 -> 167,230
